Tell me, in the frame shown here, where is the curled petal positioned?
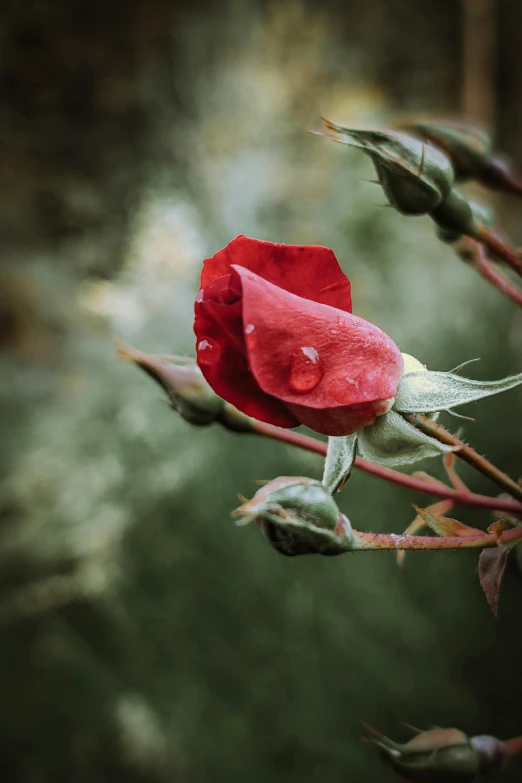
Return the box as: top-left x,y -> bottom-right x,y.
236,266 -> 403,435
200,235 -> 352,313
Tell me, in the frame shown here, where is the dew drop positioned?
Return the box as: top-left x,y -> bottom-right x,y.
245,323 -> 255,334
289,347 -> 323,393
197,338 -> 221,365
196,289 -> 205,303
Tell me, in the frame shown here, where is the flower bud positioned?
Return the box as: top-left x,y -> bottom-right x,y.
234,476 -> 353,556
370,726 -> 480,782
117,342 -> 225,426
396,119 -> 492,181
435,200 -> 494,245
470,735 -> 508,774
316,120 -> 454,215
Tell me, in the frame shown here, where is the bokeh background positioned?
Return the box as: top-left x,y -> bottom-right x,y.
1,0 -> 521,781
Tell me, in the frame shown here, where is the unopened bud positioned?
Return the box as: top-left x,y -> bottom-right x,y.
234,476 -> 353,556
435,200 -> 494,245
370,726 -> 480,782
398,119 -> 522,196
117,342 -> 225,426
396,119 -> 492,181
470,735 -> 508,774
316,120 -> 454,214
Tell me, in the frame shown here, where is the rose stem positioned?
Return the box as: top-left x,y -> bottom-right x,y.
249,419 -> 522,515
406,413 -> 522,503
455,237 -> 522,308
473,223 -> 522,277
504,736 -> 522,757
350,524 -> 522,551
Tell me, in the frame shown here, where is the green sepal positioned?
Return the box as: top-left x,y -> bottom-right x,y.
322,434 -> 358,494
357,410 -> 453,467
394,369 -> 522,414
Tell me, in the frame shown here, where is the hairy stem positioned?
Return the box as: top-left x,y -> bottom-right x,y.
456,237 -> 522,307
350,524 -> 522,552
249,419 -> 522,514
407,414 -> 522,503
474,223 -> 522,277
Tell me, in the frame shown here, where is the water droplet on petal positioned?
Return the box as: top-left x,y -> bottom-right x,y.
197,338 -> 221,365
289,347 -> 323,393
196,289 -> 205,303
245,323 -> 255,334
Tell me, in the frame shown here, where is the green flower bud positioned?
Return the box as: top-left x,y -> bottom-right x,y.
316,120 -> 454,215
234,476 -> 353,557
371,727 -> 480,782
117,342 -> 225,426
435,199 -> 495,245
396,119 -> 492,181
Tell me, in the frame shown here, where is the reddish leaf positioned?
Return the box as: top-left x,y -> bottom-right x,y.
479,542 -> 519,615
397,499 -> 454,566
415,506 -> 485,538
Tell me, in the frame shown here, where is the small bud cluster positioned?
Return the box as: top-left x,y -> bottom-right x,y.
315,118 -> 518,254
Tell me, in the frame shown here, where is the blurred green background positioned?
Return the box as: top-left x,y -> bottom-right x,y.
1,1 -> 521,781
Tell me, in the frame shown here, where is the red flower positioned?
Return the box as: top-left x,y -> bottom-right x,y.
194,236 -> 404,436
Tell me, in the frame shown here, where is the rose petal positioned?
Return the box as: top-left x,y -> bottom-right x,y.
234,266 -> 403,432
200,235 -> 352,313
194,274 -> 299,428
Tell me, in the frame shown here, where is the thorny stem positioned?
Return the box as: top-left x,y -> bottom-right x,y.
473,222 -> 522,278
504,736 -> 522,757
249,418 -> 522,515
350,525 -> 522,551
407,414 -> 522,503
455,237 -> 522,308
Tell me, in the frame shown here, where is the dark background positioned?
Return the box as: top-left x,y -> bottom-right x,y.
0,1 -> 521,781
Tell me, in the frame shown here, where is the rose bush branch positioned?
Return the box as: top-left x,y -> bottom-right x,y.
407,413 -> 522,503
453,236 -> 522,308
249,419 -> 522,515
118,345 -> 522,517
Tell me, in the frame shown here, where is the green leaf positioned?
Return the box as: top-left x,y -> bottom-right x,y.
322,434 -> 358,494
394,370 -> 522,414
357,410 -> 453,467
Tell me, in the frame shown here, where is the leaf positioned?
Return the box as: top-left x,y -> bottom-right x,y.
322,434 -> 358,494
394,369 -> 522,414
357,410 -> 453,467
479,542 -> 520,615
397,499 -> 455,566
415,507 -> 485,538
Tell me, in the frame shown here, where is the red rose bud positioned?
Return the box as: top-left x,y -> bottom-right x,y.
315,120 -> 454,215
117,342 -> 225,426
369,726 -> 481,782
234,476 -> 353,556
194,236 -> 404,437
